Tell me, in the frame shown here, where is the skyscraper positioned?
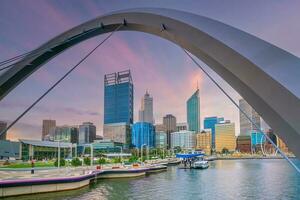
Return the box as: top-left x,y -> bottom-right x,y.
204,116 -> 224,150
132,122 -> 155,148
239,99 -> 261,136
104,70 -> 133,124
0,121 -> 7,140
79,122 -> 96,144
187,89 -> 200,132
215,121 -> 236,152
138,91 -> 154,124
42,120 -> 56,141
103,70 -> 133,146
163,114 -> 176,148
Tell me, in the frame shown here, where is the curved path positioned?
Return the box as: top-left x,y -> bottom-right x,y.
0,8 -> 300,157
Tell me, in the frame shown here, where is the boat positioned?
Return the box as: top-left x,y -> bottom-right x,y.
166,158 -> 181,166
176,152 -> 209,169
192,160 -> 209,169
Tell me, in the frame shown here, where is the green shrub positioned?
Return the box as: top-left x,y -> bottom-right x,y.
84,157 -> 91,165
128,156 -> 138,163
112,157 -> 122,163
71,158 -> 81,167
98,158 -> 106,165
54,158 -> 66,167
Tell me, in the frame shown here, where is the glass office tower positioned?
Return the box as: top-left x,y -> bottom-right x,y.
103,70 -> 133,146
104,70 -> 133,124
187,89 -> 200,132
204,116 -> 224,150
132,122 -> 155,148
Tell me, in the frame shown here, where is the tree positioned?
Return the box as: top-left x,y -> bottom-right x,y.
222,147 -> 229,154
54,158 -> 66,167
112,157 -> 122,163
84,157 -> 91,165
129,156 -> 138,163
98,157 -> 106,165
71,158 -> 81,167
174,146 -> 182,153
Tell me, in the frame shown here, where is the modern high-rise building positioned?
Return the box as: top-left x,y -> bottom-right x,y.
132,122 -> 155,148
53,125 -> 78,143
170,130 -> 196,149
187,89 -> 200,132
138,91 -> 154,124
203,116 -> 224,150
215,122 -> 236,152
155,131 -> 167,149
163,114 -> 177,148
176,122 -> 188,132
103,70 -> 133,146
103,123 -> 131,146
78,122 -> 96,144
104,70 -> 134,124
42,120 -> 56,141
196,129 -> 212,155
0,121 -> 7,140
239,99 -> 261,136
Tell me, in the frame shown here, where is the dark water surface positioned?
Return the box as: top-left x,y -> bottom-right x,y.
5,159 -> 300,200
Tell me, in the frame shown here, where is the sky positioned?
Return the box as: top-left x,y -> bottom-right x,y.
1,0 -> 300,141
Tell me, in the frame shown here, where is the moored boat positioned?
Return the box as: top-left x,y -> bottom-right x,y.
192,160 -> 209,169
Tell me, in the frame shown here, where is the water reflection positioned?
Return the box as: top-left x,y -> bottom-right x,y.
3,159 -> 300,200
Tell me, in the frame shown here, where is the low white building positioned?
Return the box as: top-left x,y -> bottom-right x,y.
155,131 -> 167,148
171,130 -> 196,149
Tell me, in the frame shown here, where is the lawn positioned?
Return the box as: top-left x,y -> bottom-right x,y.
0,161 -> 55,168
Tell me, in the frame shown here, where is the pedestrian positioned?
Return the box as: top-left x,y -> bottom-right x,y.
31,160 -> 35,174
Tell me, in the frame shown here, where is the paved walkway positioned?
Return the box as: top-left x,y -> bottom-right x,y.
0,164 -> 129,180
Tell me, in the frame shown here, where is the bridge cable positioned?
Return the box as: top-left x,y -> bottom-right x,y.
161,27 -> 300,174
0,24 -> 123,138
0,27 -> 100,71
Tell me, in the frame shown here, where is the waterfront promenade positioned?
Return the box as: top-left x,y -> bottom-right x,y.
0,162 -> 168,197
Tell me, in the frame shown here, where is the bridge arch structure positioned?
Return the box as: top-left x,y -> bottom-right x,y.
0,8 -> 300,157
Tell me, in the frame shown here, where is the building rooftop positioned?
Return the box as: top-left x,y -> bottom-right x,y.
19,139 -> 72,148
104,70 -> 132,86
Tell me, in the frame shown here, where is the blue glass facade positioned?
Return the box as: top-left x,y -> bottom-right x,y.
251,131 -> 266,145
204,117 -> 217,149
132,122 -> 155,148
187,89 -> 200,132
104,71 -> 133,125
204,116 -> 223,149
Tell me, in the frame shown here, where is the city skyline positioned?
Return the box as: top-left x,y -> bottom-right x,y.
1,1 -> 300,141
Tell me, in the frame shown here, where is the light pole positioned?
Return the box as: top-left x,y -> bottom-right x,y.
70,143 -> 73,159
74,143 -> 77,158
57,140 -> 61,168
147,146 -> 149,161
119,146 -> 123,162
141,144 -> 146,162
90,143 -> 93,167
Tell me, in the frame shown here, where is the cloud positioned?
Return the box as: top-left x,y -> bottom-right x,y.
0,101 -> 101,117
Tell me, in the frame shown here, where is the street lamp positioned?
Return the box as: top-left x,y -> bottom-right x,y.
56,140 -> 61,168
141,144 -> 147,162
119,146 -> 123,162
90,143 -> 93,167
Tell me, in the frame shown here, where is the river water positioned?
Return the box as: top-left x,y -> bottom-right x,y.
4,159 -> 300,200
